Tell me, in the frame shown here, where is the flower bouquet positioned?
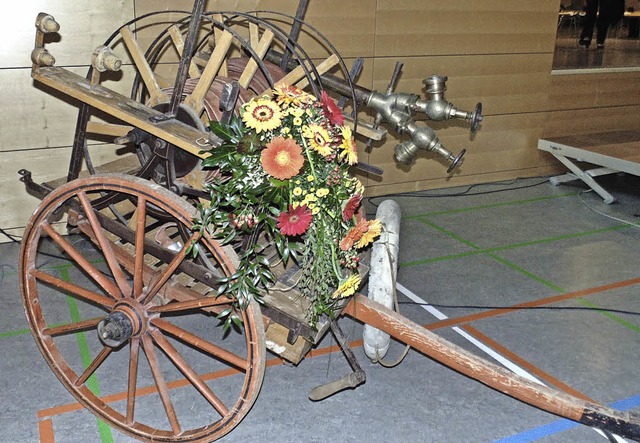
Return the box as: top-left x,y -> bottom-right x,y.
194,84 -> 381,328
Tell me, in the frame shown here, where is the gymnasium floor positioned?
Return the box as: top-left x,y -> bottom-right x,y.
2,174 -> 640,442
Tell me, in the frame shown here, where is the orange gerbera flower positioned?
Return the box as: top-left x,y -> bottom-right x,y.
260,137 -> 305,180
339,218 -> 368,251
356,219 -> 382,249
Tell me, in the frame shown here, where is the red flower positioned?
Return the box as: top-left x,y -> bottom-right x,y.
342,194 -> 362,222
321,90 -> 345,126
277,205 -> 313,236
260,137 -> 305,180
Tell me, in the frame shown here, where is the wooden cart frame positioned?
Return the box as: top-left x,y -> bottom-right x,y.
18,3 -> 640,442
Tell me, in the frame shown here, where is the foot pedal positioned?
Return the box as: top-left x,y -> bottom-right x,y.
309,370 -> 365,401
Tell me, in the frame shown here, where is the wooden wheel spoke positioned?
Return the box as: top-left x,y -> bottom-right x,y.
126,338 -> 140,425
183,30 -> 234,115
167,25 -> 201,79
237,29 -> 275,89
120,27 -> 170,105
150,329 -> 229,417
133,197 -> 147,298
31,269 -> 115,309
41,222 -> 121,299
44,317 -> 102,337
77,191 -> 132,298
149,297 -> 232,314
152,318 -> 248,371
141,334 -> 181,436
75,346 -> 112,387
141,231 -> 200,305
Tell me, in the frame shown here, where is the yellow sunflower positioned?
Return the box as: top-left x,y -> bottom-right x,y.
303,124 -> 333,156
332,274 -> 361,299
242,98 -> 282,133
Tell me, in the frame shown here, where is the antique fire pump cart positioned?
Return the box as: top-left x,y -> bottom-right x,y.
18,1 -> 640,441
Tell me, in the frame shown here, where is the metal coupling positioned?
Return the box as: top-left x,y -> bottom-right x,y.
92,45 -> 122,72
35,13 -> 60,34
394,121 -> 465,173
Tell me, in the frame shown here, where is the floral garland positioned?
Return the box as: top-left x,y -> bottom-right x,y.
195,84 -> 381,328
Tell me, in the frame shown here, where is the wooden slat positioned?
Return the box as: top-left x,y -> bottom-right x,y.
167,25 -> 201,79
120,27 -> 169,105
182,30 -> 234,114
276,54 -> 340,89
86,121 -> 133,137
32,66 -> 210,159
237,29 -> 275,89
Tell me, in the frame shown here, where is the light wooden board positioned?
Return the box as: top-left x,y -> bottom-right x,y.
547,71 -> 640,111
542,105 -> 640,138
373,0 -> 559,57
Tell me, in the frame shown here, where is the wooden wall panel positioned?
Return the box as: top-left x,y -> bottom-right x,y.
543,105 -> 640,138
374,0 -> 558,57
546,71 -> 640,111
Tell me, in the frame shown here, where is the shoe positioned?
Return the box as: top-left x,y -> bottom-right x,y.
578,38 -> 591,48
596,43 -> 604,49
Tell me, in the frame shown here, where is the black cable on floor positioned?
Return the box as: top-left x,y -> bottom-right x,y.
398,301 -> 640,317
365,177 -> 552,210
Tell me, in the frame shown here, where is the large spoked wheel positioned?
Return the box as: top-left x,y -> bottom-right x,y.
20,174 -> 266,442
77,10 -> 356,190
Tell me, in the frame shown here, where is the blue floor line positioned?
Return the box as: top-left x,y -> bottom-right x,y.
493,394 -> 640,442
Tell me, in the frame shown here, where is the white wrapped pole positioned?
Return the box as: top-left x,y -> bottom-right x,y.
363,199 -> 401,361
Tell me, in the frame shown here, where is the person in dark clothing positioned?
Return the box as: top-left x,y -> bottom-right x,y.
579,0 -> 625,48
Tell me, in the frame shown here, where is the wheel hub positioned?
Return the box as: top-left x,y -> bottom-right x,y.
97,300 -> 146,348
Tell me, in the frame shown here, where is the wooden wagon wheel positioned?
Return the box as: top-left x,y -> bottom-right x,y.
19,173 -> 266,442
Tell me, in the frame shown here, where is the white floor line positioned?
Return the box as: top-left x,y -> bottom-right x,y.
394,281 -> 627,443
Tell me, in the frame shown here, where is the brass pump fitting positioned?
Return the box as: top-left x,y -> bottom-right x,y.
92,46 -> 122,72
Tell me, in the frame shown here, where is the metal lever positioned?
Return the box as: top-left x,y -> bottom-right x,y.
367,62 -> 404,150
219,81 -> 240,124
309,320 -> 366,401
337,57 -> 364,110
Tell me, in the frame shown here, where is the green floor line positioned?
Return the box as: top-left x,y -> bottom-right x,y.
405,219 -> 640,333
0,327 -> 32,338
485,253 -> 565,292
60,268 -> 114,443
404,192 -> 578,219
578,298 -> 640,332
416,218 -> 480,249
400,221 -> 629,268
